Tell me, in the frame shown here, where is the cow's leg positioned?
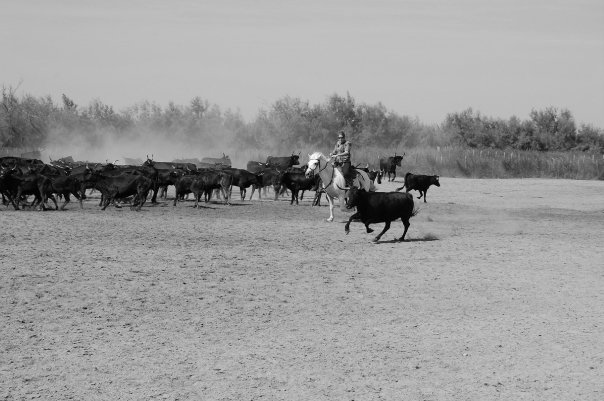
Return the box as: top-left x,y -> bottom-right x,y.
150,185 -> 160,204
193,191 -> 199,208
374,221 -> 391,242
417,190 -> 424,200
75,191 -> 83,209
60,193 -> 70,210
364,223 -> 374,234
141,190 -> 150,207
312,191 -> 320,206
423,189 -> 428,203
221,186 -> 230,205
13,190 -> 22,210
101,196 -> 112,210
48,194 -> 58,210
344,212 -> 361,234
399,218 -> 410,241
3,192 -> 19,210
34,194 -> 46,211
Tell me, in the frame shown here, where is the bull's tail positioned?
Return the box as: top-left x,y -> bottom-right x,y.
395,185 -> 405,192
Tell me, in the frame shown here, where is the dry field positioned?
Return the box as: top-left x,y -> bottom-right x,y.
1,177 -> 603,400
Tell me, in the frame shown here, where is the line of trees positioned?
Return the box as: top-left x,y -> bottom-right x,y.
2,85 -> 603,155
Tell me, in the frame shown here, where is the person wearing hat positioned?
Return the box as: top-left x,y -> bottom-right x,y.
330,130 -> 354,186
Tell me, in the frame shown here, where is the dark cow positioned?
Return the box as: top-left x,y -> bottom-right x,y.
279,171 -> 320,205
200,154 -> 231,167
344,187 -> 417,242
249,168 -> 283,200
84,170 -> 153,211
146,161 -> 197,171
173,169 -> 232,206
246,161 -> 269,174
0,156 -> 45,174
190,171 -> 233,207
223,168 -> 261,200
0,167 -> 57,210
46,175 -> 85,210
0,167 -> 20,209
396,173 -> 440,203
379,153 -> 405,182
197,169 -> 233,205
266,153 -> 300,171
172,172 -> 198,206
172,158 -> 201,166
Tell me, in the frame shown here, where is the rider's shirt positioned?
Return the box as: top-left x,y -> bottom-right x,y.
332,140 -> 351,163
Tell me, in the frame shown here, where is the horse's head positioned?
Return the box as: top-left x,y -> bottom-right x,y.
306,152 -> 324,177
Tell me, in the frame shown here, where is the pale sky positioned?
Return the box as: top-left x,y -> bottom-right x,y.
2,0 -> 603,127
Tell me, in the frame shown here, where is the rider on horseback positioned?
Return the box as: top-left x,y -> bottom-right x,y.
330,131 -> 354,187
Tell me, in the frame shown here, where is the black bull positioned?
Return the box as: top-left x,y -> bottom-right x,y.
344,187 -> 416,243
85,171 -> 153,211
379,154 -> 405,182
266,154 -> 300,171
396,173 -> 440,203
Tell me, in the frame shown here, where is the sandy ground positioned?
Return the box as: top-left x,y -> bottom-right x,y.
1,177 -> 603,400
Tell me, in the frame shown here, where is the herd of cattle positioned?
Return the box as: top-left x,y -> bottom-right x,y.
0,152 -> 441,239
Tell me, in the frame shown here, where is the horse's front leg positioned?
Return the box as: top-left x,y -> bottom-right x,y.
326,195 -> 334,222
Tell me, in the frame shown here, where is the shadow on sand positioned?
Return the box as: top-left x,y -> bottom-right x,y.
374,237 -> 440,244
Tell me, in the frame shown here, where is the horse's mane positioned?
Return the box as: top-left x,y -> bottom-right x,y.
308,151 -> 327,161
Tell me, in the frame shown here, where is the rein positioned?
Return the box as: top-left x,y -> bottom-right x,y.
310,157 -> 335,189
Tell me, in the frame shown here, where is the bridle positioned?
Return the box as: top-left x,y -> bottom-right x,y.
308,157 -> 334,189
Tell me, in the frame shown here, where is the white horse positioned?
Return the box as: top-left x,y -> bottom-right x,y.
305,151 -> 375,222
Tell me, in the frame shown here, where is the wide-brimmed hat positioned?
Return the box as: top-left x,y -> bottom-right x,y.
338,131 -> 345,138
